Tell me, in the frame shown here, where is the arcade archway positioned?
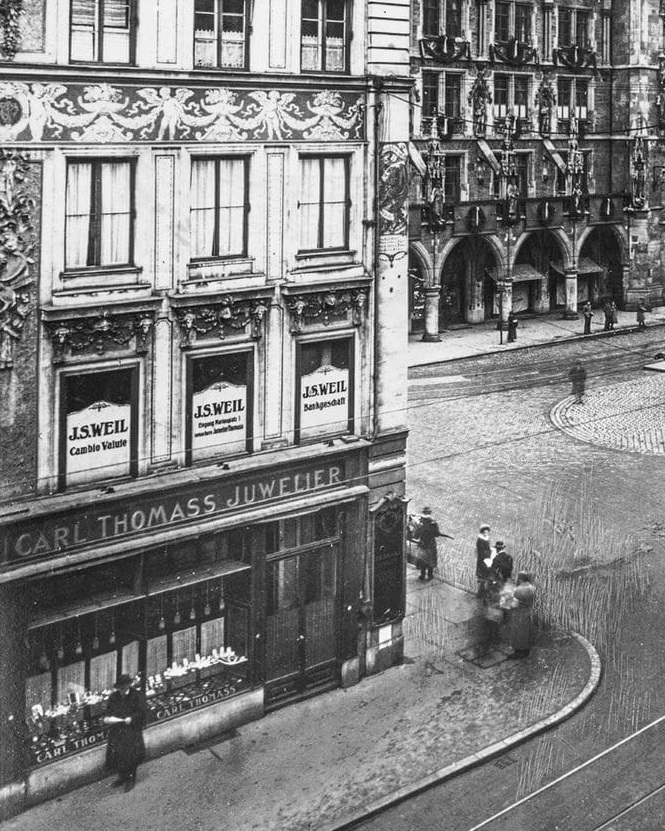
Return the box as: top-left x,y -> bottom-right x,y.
440,236 -> 499,324
578,226 -> 624,308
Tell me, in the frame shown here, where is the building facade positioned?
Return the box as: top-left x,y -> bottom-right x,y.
409,0 -> 665,338
0,0 -> 411,814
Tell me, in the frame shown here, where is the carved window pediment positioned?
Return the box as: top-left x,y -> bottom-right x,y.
43,309 -> 157,364
286,287 -> 369,334
173,296 -> 268,347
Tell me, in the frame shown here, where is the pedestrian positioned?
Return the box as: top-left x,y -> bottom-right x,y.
603,300 -> 612,332
637,301 -> 647,330
483,578 -> 503,649
476,525 -> 492,597
104,674 -> 146,792
610,300 -> 618,330
569,361 -> 586,404
508,572 -> 535,659
507,311 -> 518,343
492,541 -> 513,584
412,506 -> 450,581
582,301 -> 593,335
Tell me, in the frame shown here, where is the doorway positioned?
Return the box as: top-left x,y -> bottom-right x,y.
265,543 -> 340,708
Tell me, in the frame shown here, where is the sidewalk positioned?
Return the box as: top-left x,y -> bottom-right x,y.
3,570 -> 600,831
409,307 -> 665,368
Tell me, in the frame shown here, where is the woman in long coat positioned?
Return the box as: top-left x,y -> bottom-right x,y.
509,572 -> 535,658
104,674 -> 146,791
476,525 -> 492,597
414,507 -> 442,581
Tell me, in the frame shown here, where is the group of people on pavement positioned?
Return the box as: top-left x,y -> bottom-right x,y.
476,525 -> 535,659
582,299 -> 648,335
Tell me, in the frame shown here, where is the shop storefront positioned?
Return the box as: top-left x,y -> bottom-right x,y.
0,446 -> 369,791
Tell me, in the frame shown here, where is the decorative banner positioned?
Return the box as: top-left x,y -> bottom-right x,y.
191,381 -> 247,460
300,364 -> 349,438
66,401 -> 131,486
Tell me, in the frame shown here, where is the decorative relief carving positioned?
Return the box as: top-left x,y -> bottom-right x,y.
44,311 -> 155,364
490,38 -> 539,68
0,82 -> 365,143
378,143 -> 408,237
553,45 -> 597,72
174,298 -> 268,347
286,288 -> 369,334
0,148 -> 35,370
419,35 -> 471,64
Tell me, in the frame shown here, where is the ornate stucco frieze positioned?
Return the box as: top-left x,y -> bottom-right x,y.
44,310 -> 155,363
286,288 -> 368,334
0,82 -> 365,143
174,297 -> 268,347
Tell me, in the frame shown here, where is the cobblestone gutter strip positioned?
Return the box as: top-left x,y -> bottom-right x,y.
321,633 -> 601,831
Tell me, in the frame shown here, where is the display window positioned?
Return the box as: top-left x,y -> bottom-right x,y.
24,530 -> 253,767
186,351 -> 253,464
59,366 -> 139,490
295,337 -> 354,444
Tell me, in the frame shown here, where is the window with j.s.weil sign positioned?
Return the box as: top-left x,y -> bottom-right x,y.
186,351 -> 253,464
60,367 -> 138,490
296,337 -> 353,444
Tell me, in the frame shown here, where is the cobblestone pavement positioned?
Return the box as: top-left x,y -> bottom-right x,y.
551,376 -> 665,455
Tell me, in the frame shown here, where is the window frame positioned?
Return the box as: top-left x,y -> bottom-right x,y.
495,1 -> 532,42
442,154 -> 462,203
297,154 -> 351,253
193,0 -> 249,70
185,349 -> 254,466
557,77 -> 588,129
300,0 -> 351,74
69,0 -> 136,65
64,157 -> 136,273
189,155 -> 250,262
558,7 -> 590,48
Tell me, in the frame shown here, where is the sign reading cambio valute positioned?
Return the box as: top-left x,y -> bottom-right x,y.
300,365 -> 349,438
192,381 -> 246,460
66,401 -> 131,486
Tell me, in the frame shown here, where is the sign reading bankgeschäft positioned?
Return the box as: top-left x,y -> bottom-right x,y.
299,365 -> 350,439
191,381 -> 247,460
66,401 -> 132,487
1,458 -> 349,563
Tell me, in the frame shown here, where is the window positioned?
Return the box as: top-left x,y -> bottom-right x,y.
421,72 -> 461,134
495,2 -> 531,42
60,367 -> 138,489
298,156 -> 349,251
492,152 -> 529,197
187,351 -> 253,464
443,155 -> 461,202
422,71 -> 440,120
301,0 -> 348,72
65,160 -> 133,270
444,74 -> 462,121
296,338 -> 353,443
494,74 -> 509,121
422,0 -> 440,37
558,7 -> 589,48
421,0 -> 464,38
190,157 -> 248,260
557,78 -> 588,131
194,0 -> 247,68
556,150 -> 590,193
70,0 -> 134,63
493,74 -> 529,131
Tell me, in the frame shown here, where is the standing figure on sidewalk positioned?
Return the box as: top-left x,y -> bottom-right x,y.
483,578 -> 503,649
569,361 -> 586,404
492,541 -> 513,584
603,300 -> 612,331
582,301 -> 593,335
610,301 -> 618,330
509,572 -> 535,658
104,674 -> 146,792
476,525 -> 492,597
413,506 -> 449,582
507,311 -> 518,343
637,301 -> 647,330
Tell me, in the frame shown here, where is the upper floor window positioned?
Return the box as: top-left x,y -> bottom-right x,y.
558,8 -> 590,48
443,155 -> 461,202
70,0 -> 135,63
556,150 -> 590,193
557,78 -> 588,131
493,152 -> 530,197
301,0 -> 348,72
421,72 -> 461,133
422,0 -> 462,38
493,75 -> 529,131
190,157 -> 249,260
298,156 -> 350,251
65,160 -> 134,270
495,2 -> 531,42
194,0 -> 247,68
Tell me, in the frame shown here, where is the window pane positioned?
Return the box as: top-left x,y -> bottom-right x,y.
301,1 -> 320,71
194,0 -> 216,66
102,0 -> 131,62
559,8 -> 571,45
324,0 -> 345,71
444,74 -> 461,119
576,12 -> 589,47
217,158 -> 246,255
66,163 -> 92,268
445,0 -> 462,38
299,158 -> 321,250
191,159 -> 217,257
71,0 -> 98,61
495,2 -> 510,41
322,157 -> 347,248
515,5 -> 530,41
221,0 -> 245,67
100,162 -> 131,264
422,0 -> 439,37
422,71 -> 439,117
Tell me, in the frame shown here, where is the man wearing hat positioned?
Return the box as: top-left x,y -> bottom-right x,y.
103,674 -> 146,792
509,572 -> 535,658
412,506 -> 452,582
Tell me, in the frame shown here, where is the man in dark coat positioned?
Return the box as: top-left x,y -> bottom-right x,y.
492,541 -> 513,584
569,361 -> 586,404
104,674 -> 146,792
637,301 -> 647,330
582,301 -> 593,335
476,525 -> 492,597
603,300 -> 612,331
507,311 -> 518,343
508,572 -> 535,658
413,506 -> 451,581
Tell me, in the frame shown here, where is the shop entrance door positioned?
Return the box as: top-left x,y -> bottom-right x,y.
265,544 -> 339,708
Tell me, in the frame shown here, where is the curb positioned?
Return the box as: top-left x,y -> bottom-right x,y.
408,320 -> 665,372
320,632 -> 601,831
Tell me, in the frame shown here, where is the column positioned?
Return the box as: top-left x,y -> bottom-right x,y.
422,287 -> 442,341
564,269 -> 579,318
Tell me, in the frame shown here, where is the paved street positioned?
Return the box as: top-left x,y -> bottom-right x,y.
357,331 -> 665,830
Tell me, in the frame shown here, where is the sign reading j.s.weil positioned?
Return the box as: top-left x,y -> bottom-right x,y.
191,381 -> 247,460
1,459 -> 349,563
66,402 -> 131,487
300,365 -> 349,438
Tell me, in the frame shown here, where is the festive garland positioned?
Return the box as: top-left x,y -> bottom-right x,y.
0,0 -> 23,61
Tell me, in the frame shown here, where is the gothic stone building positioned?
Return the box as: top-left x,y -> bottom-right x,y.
409,0 -> 665,338
0,0 -> 411,815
